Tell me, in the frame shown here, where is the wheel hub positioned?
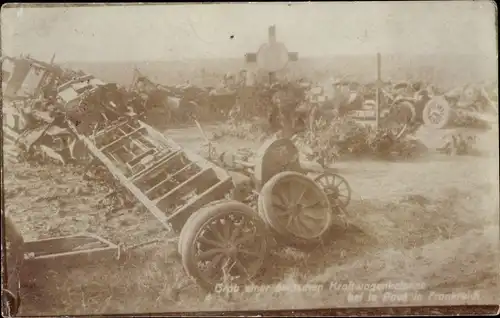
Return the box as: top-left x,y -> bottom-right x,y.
290,204 -> 303,216
224,242 -> 237,254
325,187 -> 339,198
429,106 -> 444,123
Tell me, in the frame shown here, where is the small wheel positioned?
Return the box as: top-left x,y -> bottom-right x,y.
258,171 -> 332,245
422,96 -> 453,129
179,200 -> 268,291
314,172 -> 352,209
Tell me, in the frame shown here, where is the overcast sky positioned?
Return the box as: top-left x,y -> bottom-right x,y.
1,2 -> 496,63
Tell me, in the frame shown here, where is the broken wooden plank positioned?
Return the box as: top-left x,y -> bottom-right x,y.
166,178 -> 233,231
139,120 -> 184,150
127,148 -> 156,168
79,135 -> 172,231
94,120 -> 130,140
116,127 -> 150,152
100,127 -> 145,151
145,162 -> 196,196
130,150 -> 181,183
155,168 -> 215,208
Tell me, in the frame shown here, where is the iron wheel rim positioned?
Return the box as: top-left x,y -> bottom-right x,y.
190,211 -> 267,287
267,175 -> 331,239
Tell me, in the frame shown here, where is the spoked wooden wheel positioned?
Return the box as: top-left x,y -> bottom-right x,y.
381,101 -> 416,136
422,96 -> 453,129
314,172 -> 352,209
259,171 -> 332,245
179,200 -> 268,291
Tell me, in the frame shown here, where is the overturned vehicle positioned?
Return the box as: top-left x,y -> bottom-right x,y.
3,58 -> 139,165
128,69 -> 205,125
2,55 -> 73,164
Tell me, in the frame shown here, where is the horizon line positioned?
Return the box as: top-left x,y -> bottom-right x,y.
57,52 -> 495,65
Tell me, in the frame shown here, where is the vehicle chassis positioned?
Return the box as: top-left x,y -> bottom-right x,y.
68,115 -> 352,291
3,116 -> 353,309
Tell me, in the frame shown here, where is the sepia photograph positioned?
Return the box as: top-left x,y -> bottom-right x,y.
1,2 -> 498,316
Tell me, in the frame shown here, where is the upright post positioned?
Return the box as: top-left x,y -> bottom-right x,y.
269,72 -> 276,84
375,52 -> 382,129
268,25 -> 277,85
268,25 -> 276,44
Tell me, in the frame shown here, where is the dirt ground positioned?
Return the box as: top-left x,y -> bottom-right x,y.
3,122 -> 499,315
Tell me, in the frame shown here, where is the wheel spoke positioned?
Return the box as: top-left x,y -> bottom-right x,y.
232,258 -> 250,277
333,177 -> 342,188
228,258 -> 250,278
285,215 -> 295,229
230,224 -> 242,241
221,220 -> 231,240
303,200 -> 323,209
326,175 -> 335,186
297,214 -> 319,232
337,183 -> 348,193
275,191 -> 290,206
319,175 -> 330,188
219,256 -> 232,276
198,235 -> 225,248
198,248 -> 225,261
210,222 -> 226,242
318,179 -> 327,187
235,231 -> 255,244
204,253 -> 225,277
272,195 -> 288,210
302,208 -> 327,221
294,186 -> 308,205
292,216 -> 309,235
274,208 -> 290,217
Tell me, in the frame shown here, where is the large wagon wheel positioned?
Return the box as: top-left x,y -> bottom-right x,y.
179,200 -> 268,291
422,96 -> 454,129
314,172 -> 351,209
258,171 -> 332,245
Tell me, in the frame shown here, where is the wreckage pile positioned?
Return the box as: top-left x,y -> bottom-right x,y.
2,56 -> 146,166
222,77 -> 496,160
293,116 -> 427,165
3,54 -> 497,167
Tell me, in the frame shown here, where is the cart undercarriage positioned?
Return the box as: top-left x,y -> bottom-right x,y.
3,116 -> 353,314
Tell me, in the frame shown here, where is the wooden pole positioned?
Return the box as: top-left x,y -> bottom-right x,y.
50,53 -> 56,65
269,25 -> 276,44
269,72 -> 276,84
268,25 -> 277,85
375,52 -> 382,129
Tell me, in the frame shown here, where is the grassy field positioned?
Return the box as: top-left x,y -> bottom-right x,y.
4,120 -> 499,315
